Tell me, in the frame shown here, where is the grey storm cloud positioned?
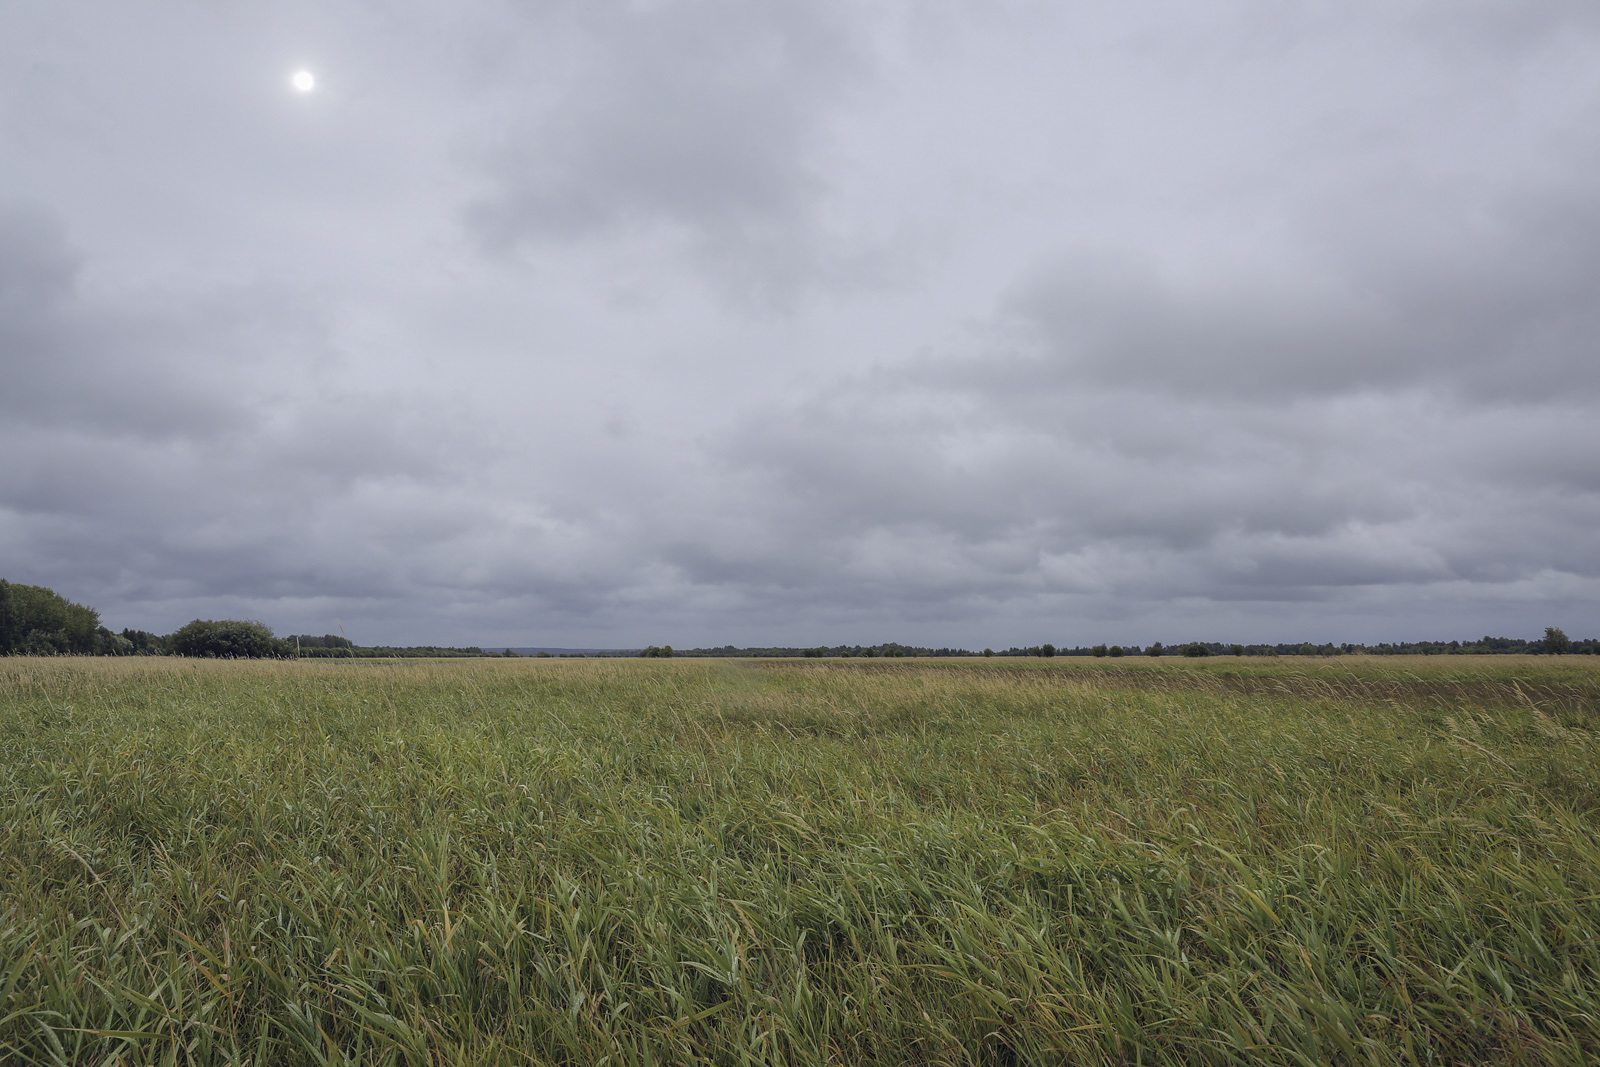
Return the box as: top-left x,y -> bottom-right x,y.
994,176 -> 1600,403
464,0 -> 875,303
1,0 -> 1598,648
0,202 -> 330,444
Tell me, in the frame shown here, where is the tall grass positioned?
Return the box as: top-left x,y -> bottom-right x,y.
1,656 -> 1597,1064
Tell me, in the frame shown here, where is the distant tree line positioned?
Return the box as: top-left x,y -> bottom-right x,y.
663,629 -> 1596,659
664,643 -> 968,659
5,578 -> 1593,659
1,580 -> 503,659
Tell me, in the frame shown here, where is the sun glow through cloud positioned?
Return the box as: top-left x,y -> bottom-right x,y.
291,70 -> 315,93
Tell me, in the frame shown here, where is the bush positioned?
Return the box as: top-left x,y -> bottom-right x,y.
1183,643 -> 1211,658
169,619 -> 285,659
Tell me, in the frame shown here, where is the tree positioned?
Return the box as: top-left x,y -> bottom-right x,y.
0,580 -> 19,653
170,619 -> 284,658
0,580 -> 101,654
1148,642 -> 1164,657
61,600 -> 100,652
293,634 -> 354,650
1091,644 -> 1108,658
1543,627 -> 1571,656
95,626 -> 134,655
1041,643 -> 1056,658
120,629 -> 166,655
1109,645 -> 1125,657
1183,643 -> 1210,658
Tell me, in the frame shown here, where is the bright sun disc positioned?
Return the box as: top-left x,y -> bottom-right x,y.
292,70 -> 315,93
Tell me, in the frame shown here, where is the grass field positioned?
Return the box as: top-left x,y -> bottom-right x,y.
2,655 -> 1598,1065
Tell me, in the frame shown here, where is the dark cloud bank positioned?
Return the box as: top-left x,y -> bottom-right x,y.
2,1 -> 1598,648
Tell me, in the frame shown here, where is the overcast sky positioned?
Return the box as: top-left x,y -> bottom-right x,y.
3,1 -> 1598,649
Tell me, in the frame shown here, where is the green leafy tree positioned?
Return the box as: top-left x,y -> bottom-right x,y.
169,619 -> 283,658
0,580 -> 101,654
1183,643 -> 1210,658
0,580 -> 20,653
1148,642 -> 1164,657
1091,644 -> 1108,658
95,627 -> 134,655
1542,627 -> 1571,655
120,629 -> 167,655
62,601 -> 99,653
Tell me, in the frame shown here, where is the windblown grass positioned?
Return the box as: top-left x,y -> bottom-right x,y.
1,655 -> 1597,1064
